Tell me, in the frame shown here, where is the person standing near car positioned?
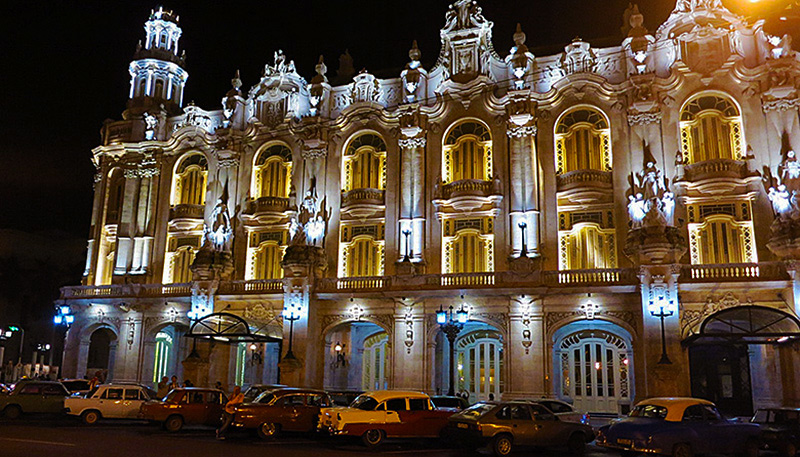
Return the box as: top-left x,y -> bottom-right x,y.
167,375 -> 180,391
156,376 -> 169,399
216,385 -> 244,440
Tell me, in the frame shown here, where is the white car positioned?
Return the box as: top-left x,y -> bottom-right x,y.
533,399 -> 589,424
65,383 -> 156,424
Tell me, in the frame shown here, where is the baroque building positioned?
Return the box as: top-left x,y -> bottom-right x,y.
59,1 -> 800,415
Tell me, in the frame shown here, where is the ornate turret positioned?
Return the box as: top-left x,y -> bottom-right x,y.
125,6 -> 189,117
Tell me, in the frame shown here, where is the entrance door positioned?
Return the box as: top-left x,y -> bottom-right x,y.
558,330 -> 630,414
456,332 -> 503,403
689,344 -> 753,417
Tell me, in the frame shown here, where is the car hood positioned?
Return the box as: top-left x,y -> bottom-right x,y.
605,417 -> 671,439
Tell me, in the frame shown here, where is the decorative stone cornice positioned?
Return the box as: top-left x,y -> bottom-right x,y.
627,111 -> 662,126
398,137 -> 426,148
301,147 -> 327,159
506,124 -> 537,138
762,97 -> 800,113
124,169 -> 139,179
218,157 -> 240,168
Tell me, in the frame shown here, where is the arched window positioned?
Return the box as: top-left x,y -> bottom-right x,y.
343,133 -> 386,191
443,122 -> 492,183
344,237 -> 383,277
172,154 -> 208,206
362,332 -> 388,391
680,94 -> 745,163
153,331 -> 173,383
559,223 -> 617,270
689,216 -> 755,264
155,79 -> 164,99
106,171 -> 125,225
443,218 -> 495,274
254,242 -> 284,279
456,330 -> 503,403
555,108 -> 611,174
253,144 -> 292,198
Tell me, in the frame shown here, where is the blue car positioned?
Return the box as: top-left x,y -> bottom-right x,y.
597,397 -> 761,457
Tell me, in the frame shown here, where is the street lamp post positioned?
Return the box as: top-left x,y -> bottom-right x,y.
436,302 -> 468,396
7,326 -> 24,364
282,304 -> 301,361
53,305 -> 75,369
649,299 -> 674,365
518,221 -> 528,258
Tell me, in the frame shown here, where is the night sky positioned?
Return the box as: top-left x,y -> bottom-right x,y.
0,0 -> 795,240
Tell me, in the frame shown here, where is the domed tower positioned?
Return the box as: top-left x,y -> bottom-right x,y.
126,6 -> 188,116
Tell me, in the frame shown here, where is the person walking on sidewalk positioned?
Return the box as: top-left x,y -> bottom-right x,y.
216,385 -> 244,440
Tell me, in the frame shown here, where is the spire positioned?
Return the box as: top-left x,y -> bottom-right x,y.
312,55 -> 328,84
409,40 -> 421,64
513,23 -> 526,48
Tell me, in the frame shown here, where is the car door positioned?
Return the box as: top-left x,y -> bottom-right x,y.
529,404 -> 571,446
121,388 -> 144,418
704,404 -> 741,454
15,384 -> 42,412
383,398 -> 408,437
41,384 -> 68,414
681,404 -> 713,454
399,398 -> 441,437
298,393 -> 329,432
180,391 -> 206,423
101,387 -> 125,417
204,391 -> 224,425
494,404 -> 535,445
281,394 -> 310,431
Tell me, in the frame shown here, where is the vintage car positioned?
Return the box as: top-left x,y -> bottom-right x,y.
242,384 -> 287,403
318,390 -> 455,447
60,378 -> 92,396
431,395 -> 470,411
751,407 -> 800,457
444,401 -> 594,456
233,388 -> 332,439
139,387 -> 227,432
534,399 -> 589,424
597,397 -> 761,457
65,383 -> 156,424
0,380 -> 69,419
328,390 -> 362,407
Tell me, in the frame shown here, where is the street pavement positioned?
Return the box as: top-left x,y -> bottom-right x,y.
0,416 -> 617,457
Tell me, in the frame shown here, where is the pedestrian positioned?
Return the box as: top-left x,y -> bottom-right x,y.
167,375 -> 180,391
183,379 -> 193,387
488,393 -> 495,401
156,376 -> 169,399
88,371 -> 101,390
214,381 -> 224,392
216,385 -> 244,440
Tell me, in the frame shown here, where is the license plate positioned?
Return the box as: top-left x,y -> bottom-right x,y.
457,423 -> 469,429
617,438 -> 633,446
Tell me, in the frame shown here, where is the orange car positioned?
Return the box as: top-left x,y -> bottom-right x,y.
233,387 -> 332,439
139,387 -> 227,432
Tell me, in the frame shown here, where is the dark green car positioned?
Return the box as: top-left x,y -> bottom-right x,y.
0,380 -> 69,419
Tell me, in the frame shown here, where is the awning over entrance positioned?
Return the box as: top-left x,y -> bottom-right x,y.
683,305 -> 800,346
186,312 -> 281,343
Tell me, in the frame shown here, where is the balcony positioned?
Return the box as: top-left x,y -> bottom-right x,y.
169,204 -> 205,231
675,159 -> 760,195
556,169 -> 613,205
434,179 -> 502,212
217,279 -> 284,294
242,197 -> 292,224
340,188 -> 385,219
679,262 -> 789,283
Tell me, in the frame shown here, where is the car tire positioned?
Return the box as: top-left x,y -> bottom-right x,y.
741,438 -> 760,457
81,410 -> 101,425
492,434 -> 514,457
672,443 -> 693,457
4,405 -> 22,420
568,432 -> 587,456
257,422 -> 280,440
361,429 -> 385,448
164,415 -> 184,433
784,442 -> 797,457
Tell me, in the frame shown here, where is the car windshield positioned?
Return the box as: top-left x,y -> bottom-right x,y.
164,390 -> 182,403
350,395 -> 379,411
433,398 -> 461,408
254,392 -> 275,404
629,404 -> 668,419
457,402 -> 496,419
144,388 -> 158,400
63,380 -> 90,391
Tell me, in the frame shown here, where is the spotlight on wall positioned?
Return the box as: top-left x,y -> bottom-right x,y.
332,341 -> 347,369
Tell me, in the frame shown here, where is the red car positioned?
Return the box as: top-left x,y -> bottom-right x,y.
233,388 -> 332,439
318,390 -> 455,447
139,387 -> 227,432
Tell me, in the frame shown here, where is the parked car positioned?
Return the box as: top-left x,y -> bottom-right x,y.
533,399 -> 589,424
431,395 -> 470,411
596,397 -> 761,457
60,379 -> 92,396
242,384 -> 286,403
751,407 -> 800,457
444,401 -> 594,456
65,383 -> 157,424
318,390 -> 455,448
0,380 -> 69,419
139,387 -> 227,432
328,390 -> 362,407
233,387 -> 332,439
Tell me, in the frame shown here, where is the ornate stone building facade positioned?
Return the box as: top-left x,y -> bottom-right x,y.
59,1 -> 800,415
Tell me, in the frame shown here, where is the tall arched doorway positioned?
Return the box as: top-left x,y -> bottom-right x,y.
433,322 -> 504,403
87,328 -> 117,381
553,321 -> 633,414
323,321 -> 389,392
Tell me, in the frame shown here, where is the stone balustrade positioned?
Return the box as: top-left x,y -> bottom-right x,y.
243,196 -> 292,215
103,120 -> 134,145
439,179 -> 495,199
556,169 -> 613,190
169,203 -> 205,220
679,262 -> 789,282
680,159 -> 752,182
340,188 -> 385,207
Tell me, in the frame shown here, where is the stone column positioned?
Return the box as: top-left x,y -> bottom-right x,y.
115,170 -> 141,277
397,110 -> 427,274
505,295 -> 545,398
391,300 -> 426,390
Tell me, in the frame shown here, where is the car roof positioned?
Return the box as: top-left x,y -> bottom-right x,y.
98,383 -> 148,388
361,390 -> 430,402
757,407 -> 800,412
16,380 -> 64,385
270,387 -> 327,395
175,387 -> 223,392
636,397 -> 715,422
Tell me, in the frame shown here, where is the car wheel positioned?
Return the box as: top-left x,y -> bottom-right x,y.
361,429 -> 385,448
4,405 -> 22,420
784,442 -> 797,457
672,443 -> 693,457
492,434 -> 514,457
741,438 -> 760,457
164,415 -> 184,433
568,432 -> 587,456
257,422 -> 280,440
81,410 -> 101,425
